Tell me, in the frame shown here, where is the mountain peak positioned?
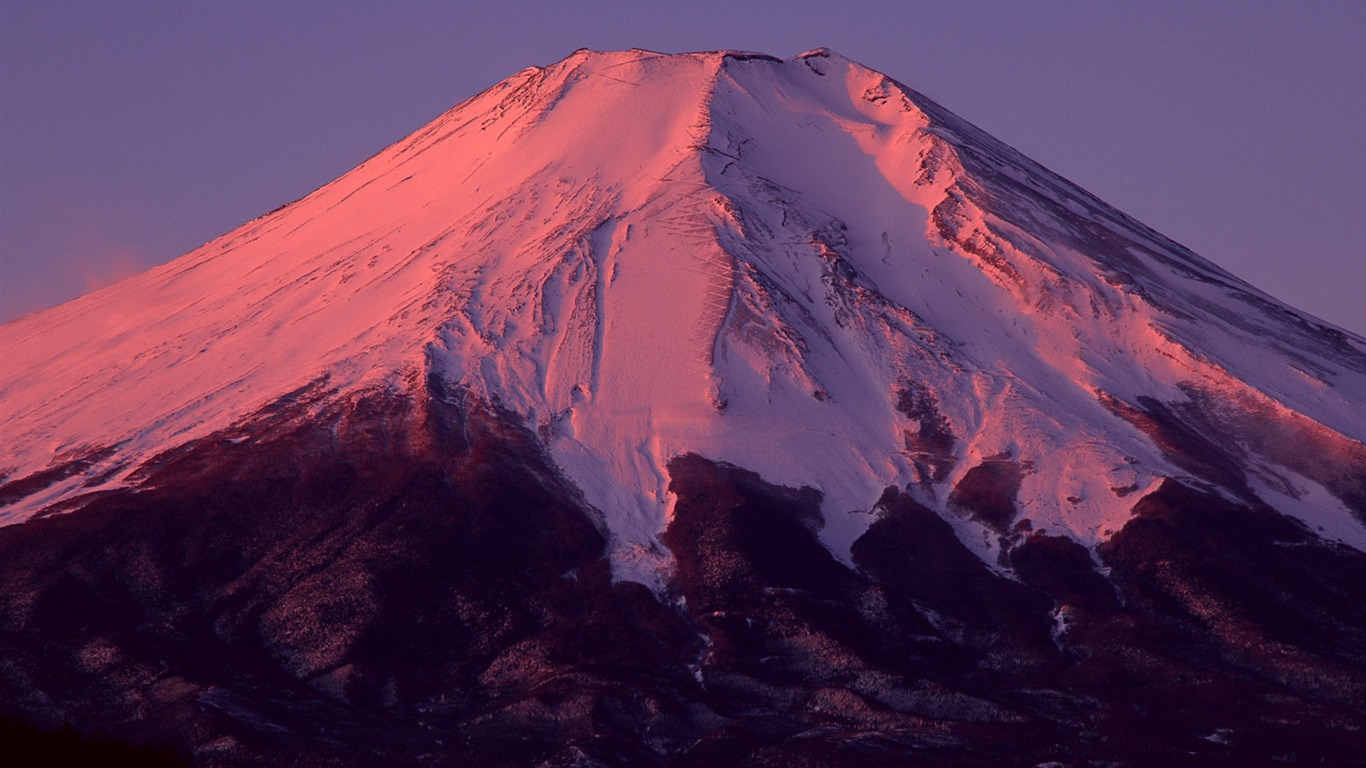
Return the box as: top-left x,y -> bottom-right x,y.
2,48 -> 1364,587
5,49 -> 1366,765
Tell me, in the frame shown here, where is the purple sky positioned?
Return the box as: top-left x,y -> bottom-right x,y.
2,2 -> 1363,334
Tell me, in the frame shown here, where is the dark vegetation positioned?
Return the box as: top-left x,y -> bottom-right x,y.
2,385 -> 1365,766
0,715 -> 189,767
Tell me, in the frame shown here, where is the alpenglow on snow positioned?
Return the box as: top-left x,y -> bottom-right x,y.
2,48 -> 1364,587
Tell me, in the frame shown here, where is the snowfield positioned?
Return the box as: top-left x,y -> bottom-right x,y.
3,48 -> 1364,588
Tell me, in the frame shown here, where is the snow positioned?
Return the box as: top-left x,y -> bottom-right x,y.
1249,467 -> 1366,551
3,48 -> 1364,587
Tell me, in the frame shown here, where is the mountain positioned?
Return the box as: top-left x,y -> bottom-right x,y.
2,48 -> 1364,767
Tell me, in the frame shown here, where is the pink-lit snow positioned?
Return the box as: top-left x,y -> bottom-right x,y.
3,49 -> 1364,588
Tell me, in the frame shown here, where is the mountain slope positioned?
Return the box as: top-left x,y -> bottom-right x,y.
4,49 -> 1363,572
2,48 -> 1365,766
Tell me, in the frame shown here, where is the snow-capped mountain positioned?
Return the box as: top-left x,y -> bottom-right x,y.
5,47 -> 1363,575
3,49 -> 1364,766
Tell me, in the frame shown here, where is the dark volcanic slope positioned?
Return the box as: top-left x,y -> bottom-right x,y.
3,383 -> 1365,767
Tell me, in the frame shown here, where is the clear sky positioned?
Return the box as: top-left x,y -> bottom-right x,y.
2,1 -> 1363,334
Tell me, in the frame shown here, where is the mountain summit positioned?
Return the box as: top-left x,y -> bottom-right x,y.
3,49 -> 1365,766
